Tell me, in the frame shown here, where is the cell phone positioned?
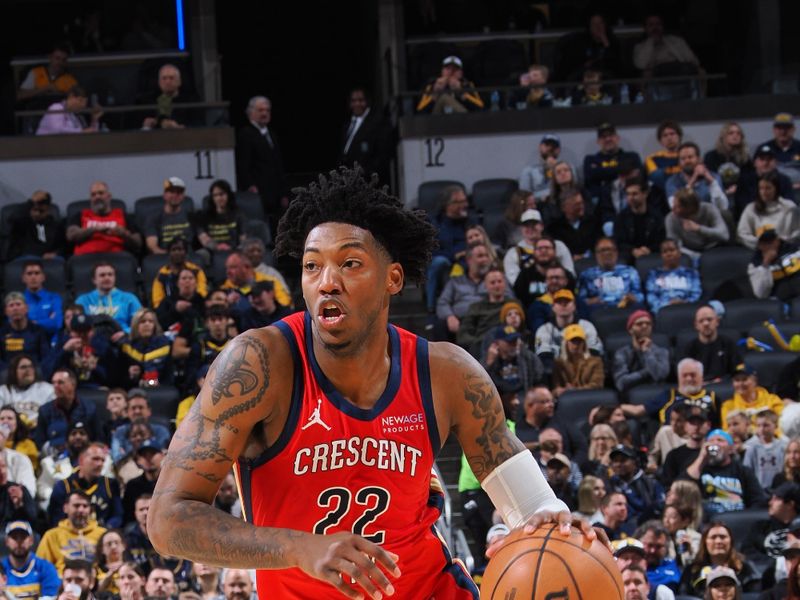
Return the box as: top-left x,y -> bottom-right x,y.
66,583 -> 82,597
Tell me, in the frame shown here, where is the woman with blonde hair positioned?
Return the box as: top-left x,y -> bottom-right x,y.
573,475 -> 605,523
119,308 -> 173,388
465,224 -> 500,266
581,423 -> 617,479
666,479 -> 704,529
772,437 -> 800,488
705,122 -> 751,172
552,324 -> 604,397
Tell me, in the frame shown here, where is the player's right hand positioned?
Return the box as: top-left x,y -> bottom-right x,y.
298,532 -> 401,599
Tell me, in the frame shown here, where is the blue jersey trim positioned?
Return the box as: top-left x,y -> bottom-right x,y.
431,525 -> 480,598
304,311 -> 401,421
416,336 -> 441,456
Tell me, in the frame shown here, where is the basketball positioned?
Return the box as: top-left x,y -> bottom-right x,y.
480,523 -> 624,599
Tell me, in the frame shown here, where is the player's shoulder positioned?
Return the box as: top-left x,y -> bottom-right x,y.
426,340 -> 490,388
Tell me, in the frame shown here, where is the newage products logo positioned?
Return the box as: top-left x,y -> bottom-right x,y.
382,412 -> 425,434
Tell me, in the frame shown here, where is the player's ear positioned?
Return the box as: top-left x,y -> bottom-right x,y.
386,262 -> 404,295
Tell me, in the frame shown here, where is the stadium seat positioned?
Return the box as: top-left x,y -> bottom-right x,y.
603,332 -> 670,359
3,258 -> 67,294
574,256 -> 597,277
210,250 -> 234,286
243,219 -> 273,249
722,298 -> 785,334
654,303 -> 702,336
634,253 -> 693,285
78,387 -> 111,423
416,181 -> 464,216
134,195 -> 195,233
471,178 -> 518,215
699,246 -> 752,300
141,254 -> 170,304
792,297 -> 800,320
66,199 -> 128,223
742,351 -> 798,391
589,307 -> 635,341
202,191 -> 267,223
68,251 -> 140,296
625,383 -> 671,406
673,327 -> 742,354
555,389 -> 618,431
706,380 -> 734,404
715,509 -> 769,551
147,385 -> 182,427
0,202 -> 27,260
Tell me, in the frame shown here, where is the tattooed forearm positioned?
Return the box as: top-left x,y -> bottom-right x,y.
461,373 -> 524,479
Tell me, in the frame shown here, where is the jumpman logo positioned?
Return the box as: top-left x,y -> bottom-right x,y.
302,398 -> 331,431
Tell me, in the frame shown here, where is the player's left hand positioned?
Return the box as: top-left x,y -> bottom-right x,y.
523,511 -> 596,540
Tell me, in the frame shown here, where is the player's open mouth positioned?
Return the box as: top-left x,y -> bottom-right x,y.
318,302 -> 345,327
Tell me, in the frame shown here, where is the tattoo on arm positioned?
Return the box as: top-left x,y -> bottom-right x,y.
461,372 -> 524,480
163,335 -> 270,484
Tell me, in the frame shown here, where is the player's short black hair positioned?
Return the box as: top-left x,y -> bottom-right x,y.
275,166 -> 437,285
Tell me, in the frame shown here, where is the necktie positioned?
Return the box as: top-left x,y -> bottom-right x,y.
343,117 -> 359,154
263,129 -> 274,148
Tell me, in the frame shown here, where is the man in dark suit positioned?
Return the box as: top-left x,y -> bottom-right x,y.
236,95 -> 289,228
338,88 -> 392,185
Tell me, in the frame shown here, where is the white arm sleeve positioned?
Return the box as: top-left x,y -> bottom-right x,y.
480,450 -> 569,529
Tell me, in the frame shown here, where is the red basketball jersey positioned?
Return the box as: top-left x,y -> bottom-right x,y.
233,311 -> 477,599
75,208 -> 126,254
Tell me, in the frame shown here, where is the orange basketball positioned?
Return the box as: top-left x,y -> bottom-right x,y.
480,523 -> 623,599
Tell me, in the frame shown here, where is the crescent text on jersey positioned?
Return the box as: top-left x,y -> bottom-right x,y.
293,437 -> 424,477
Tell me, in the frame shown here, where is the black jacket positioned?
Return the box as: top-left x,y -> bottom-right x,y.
236,123 -> 288,211
613,205 -> 666,254
338,108 -> 392,184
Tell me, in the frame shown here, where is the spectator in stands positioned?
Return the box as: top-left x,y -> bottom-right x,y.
17,43 -> 78,102
646,120 -> 683,192
512,236 -> 565,309
582,423 -> 617,479
510,65 -> 554,110
338,87 -> 392,184
574,475 -> 605,523
20,259 -> 62,338
704,122 -> 752,186
634,521 -> 681,592
760,112 -> 800,193
215,472 -> 242,517
726,410 -> 751,458
613,310 -> 670,393
551,324 -> 604,397
535,289 -> 602,373
151,237 -> 208,309
744,482 -> 800,567
704,567 -> 744,599
736,145 -> 795,220
666,143 -> 729,211
633,14 -> 701,76
145,567 -> 176,599
124,495 -> 153,568
494,190 -> 533,251
662,503 -> 701,566
583,123 -> 643,207
457,268 -> 513,356
0,355 -> 54,428
122,441 -> 163,525
540,161 -> 580,227
665,188 -> 729,259
481,325 -> 543,400
235,96 -> 289,225
191,562 -> 222,600
743,409 -> 787,491
0,453 -> 36,527
504,209 -> 573,285
48,442 -> 122,528
46,313 -> 117,388
748,223 -> 800,300
773,439 -> 800,489
241,238 -> 292,297
2,520 -> 60,600
518,135 -> 561,201
666,479 -> 704,530
222,569 -> 255,600
619,560 -> 652,600
118,308 -> 173,388
33,369 -> 97,453
35,85 -> 101,135
679,522 -> 759,595
184,305 -> 233,384
578,237 -> 644,311
155,266 -> 205,348
37,490 -> 105,574
542,451 -> 577,511
7,191 -> 66,260
721,364 -> 783,429
777,358 -> 800,402
613,177 -> 666,259
140,64 -> 199,129
597,157 -> 664,235
737,171 -> 800,250
679,305 -> 740,383
195,179 -> 245,255
595,492 -> 633,541
609,445 -> 665,524
685,428 -> 768,515
95,529 -> 129,596
0,293 -> 51,373
67,181 -> 141,255
555,13 -> 623,81
548,187 -> 600,260
102,388 -> 129,444
0,413 -> 36,494
144,176 -> 195,254
238,281 -> 291,331
222,250 -> 291,308
115,562 -> 146,600
515,386 -> 587,464
435,242 -> 493,339
75,263 -> 142,334
527,265 -> 574,333
416,56 -> 483,114
645,239 -> 702,314
570,69 -> 615,107
110,390 -> 170,464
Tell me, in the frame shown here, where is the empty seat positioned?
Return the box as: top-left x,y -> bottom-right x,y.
147,385 -> 181,427
243,219 -> 273,249
416,181 -> 464,216
210,250 -> 234,286
574,257 -> 597,277
634,253 -> 693,284
141,254 -> 170,304
654,303 -> 702,336
66,199 -> 128,223
589,307 -> 635,341
68,252 -> 140,296
722,298 -> 785,334
471,179 -> 518,214
3,258 -> 68,294
716,509 -> 769,551
625,383 -> 671,406
706,380 -> 734,403
555,389 -> 618,430
743,351 -> 798,391
699,246 -> 752,300
792,297 -> 800,319
77,387 -> 111,422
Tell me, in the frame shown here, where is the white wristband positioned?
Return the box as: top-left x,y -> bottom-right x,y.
480,450 -> 569,529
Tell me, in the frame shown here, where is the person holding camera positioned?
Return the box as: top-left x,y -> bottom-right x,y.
684,428 -> 768,516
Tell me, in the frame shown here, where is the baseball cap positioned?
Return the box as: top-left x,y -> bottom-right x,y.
705,566 -> 739,588
4,521 -> 32,537
773,482 -> 800,506
707,428 -> 734,445
68,421 -> 89,435
127,387 -> 149,401
679,403 -> 710,423
563,324 -> 586,342
442,56 -> 463,69
493,325 -> 521,343
732,363 -> 756,378
626,309 -> 652,331
597,122 -> 616,137
756,224 -> 779,243
611,538 -> 645,557
163,176 -> 186,190
754,144 -> 775,159
520,208 -> 543,223
609,444 -> 637,461
774,112 -> 794,128
249,280 -> 274,296
546,453 -> 571,470
70,313 -> 93,332
552,289 -> 575,302
135,439 -> 163,456
541,134 -> 561,147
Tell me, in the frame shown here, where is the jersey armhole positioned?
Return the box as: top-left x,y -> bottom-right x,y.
415,336 -> 441,456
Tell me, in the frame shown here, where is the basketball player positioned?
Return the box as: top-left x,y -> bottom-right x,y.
148,168 -> 592,599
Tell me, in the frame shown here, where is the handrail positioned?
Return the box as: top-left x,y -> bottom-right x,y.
405,25 -> 645,45
14,100 -> 231,118
11,49 -> 190,67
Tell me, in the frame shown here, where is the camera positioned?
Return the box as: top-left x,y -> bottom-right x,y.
707,444 -> 721,458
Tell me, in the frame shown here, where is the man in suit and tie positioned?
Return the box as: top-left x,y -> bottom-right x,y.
338,88 -> 391,185
235,96 -> 289,228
